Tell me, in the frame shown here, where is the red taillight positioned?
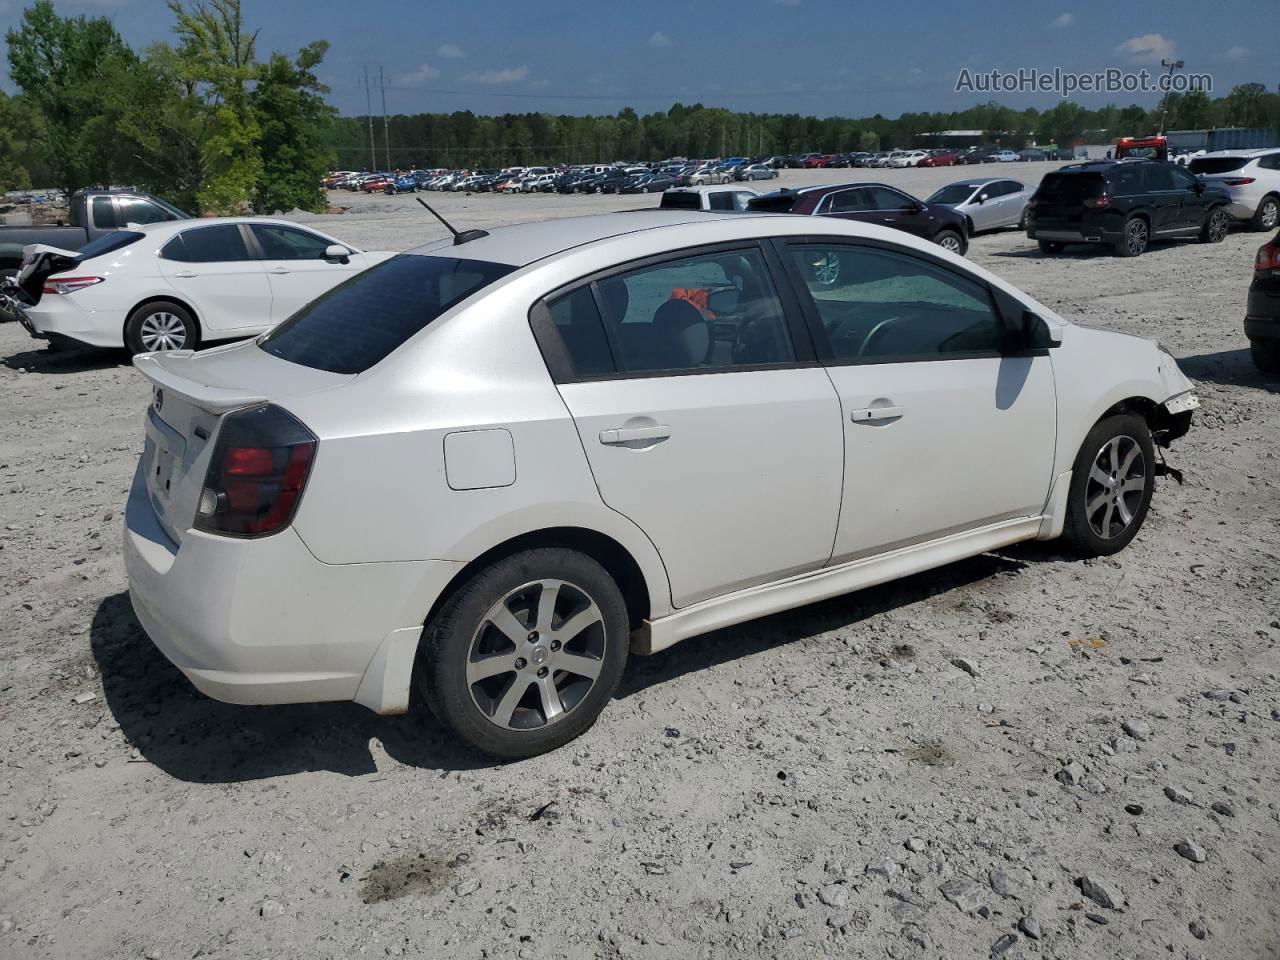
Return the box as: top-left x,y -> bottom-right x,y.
1083,194 -> 1111,209
195,404 -> 317,538
1256,243 -> 1280,271
1222,177 -> 1256,186
43,276 -> 103,295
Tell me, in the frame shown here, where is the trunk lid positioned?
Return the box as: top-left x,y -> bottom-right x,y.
132,343 -> 351,544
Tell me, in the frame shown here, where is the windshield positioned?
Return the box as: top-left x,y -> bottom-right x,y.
927,184 -> 978,204
259,253 -> 516,374
1189,157 -> 1248,175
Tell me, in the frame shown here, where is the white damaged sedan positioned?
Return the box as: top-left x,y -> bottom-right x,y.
124,210 -> 1198,758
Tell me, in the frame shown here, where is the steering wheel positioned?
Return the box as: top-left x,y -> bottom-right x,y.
858,316 -> 903,358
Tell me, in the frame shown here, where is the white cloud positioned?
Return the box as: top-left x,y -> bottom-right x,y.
648,31 -> 673,48
460,65 -> 530,85
436,44 -> 466,59
396,63 -> 440,87
1224,45 -> 1250,62
1115,33 -> 1175,64
1048,12 -> 1073,28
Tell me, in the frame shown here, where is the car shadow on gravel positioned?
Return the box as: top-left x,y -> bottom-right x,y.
616,552 -> 1030,699
90,593 -> 496,782
1177,348 -> 1279,394
3,340 -> 126,374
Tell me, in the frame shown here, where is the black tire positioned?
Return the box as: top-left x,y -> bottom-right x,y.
1199,206 -> 1230,244
933,228 -> 967,256
1250,195 -> 1278,232
1037,239 -> 1065,255
1251,339 -> 1280,374
0,267 -> 18,322
1061,414 -> 1155,557
1115,216 -> 1149,257
124,300 -> 199,355
415,547 -> 630,760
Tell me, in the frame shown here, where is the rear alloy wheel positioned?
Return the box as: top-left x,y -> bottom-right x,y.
809,250 -> 841,286
1038,239 -> 1065,255
125,301 -> 198,355
934,229 -> 966,256
1200,207 -> 1230,243
1116,217 -> 1148,257
416,547 -> 629,759
1062,414 -> 1155,556
1250,196 -> 1278,232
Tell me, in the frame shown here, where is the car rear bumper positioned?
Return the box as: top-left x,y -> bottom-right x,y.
24,296 -> 124,348
123,460 -> 462,712
1028,224 -> 1120,245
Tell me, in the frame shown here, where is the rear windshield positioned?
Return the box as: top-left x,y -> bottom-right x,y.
1035,172 -> 1105,201
659,191 -> 701,210
77,230 -> 145,260
1188,157 -> 1248,175
258,254 -> 516,374
746,193 -> 799,213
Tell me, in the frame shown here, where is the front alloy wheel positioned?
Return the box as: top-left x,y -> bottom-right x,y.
1084,435 -> 1147,540
1062,414 -> 1155,556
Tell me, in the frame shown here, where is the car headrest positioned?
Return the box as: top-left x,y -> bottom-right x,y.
650,298 -> 710,370
597,277 -> 630,323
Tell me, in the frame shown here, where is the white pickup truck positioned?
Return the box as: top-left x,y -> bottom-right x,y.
659,185 -> 758,212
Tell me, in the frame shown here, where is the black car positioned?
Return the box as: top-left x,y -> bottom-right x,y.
620,172 -> 677,194
747,182 -> 971,255
574,169 -> 629,194
1247,231 -> 1280,372
1026,160 -> 1233,257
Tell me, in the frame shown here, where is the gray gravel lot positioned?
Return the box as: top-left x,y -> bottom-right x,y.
1,161 -> 1278,960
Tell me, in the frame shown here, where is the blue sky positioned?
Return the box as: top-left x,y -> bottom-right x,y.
1,0 -> 1272,117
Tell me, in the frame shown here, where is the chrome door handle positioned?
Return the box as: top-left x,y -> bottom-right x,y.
850,405 -> 904,422
268,267 -> 291,274
173,270 -> 198,278
599,425 -> 671,445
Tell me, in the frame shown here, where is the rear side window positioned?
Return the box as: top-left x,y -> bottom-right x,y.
708,192 -> 738,211
1109,166 -> 1142,195
1189,156 -> 1248,175
1036,173 -> 1104,202
77,230 -> 145,260
162,224 -> 251,263
91,196 -> 119,229
259,254 -> 516,374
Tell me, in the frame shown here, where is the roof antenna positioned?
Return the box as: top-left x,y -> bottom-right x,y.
416,197 -> 489,245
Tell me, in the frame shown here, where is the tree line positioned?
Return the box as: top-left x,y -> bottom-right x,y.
0,0 -> 334,214
330,85 -> 1280,171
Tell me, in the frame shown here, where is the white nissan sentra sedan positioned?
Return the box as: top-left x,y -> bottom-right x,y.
19,218 -> 393,354
124,210 -> 1199,758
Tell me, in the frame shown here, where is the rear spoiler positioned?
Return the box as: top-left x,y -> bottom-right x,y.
133,351 -> 268,414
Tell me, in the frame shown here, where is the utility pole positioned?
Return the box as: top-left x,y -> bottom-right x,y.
1158,58 -> 1185,136
363,66 -> 375,171
379,65 -> 391,171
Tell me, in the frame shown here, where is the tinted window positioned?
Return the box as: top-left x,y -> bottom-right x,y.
825,188 -> 872,213
533,285 -> 616,380
91,196 -> 118,229
1142,164 -> 1175,191
118,197 -> 175,225
251,224 -> 335,260
708,192 -> 737,211
77,230 -> 145,260
259,254 -> 515,374
1036,172 -> 1104,201
1109,166 -> 1142,195
1189,156 -> 1248,175
1258,154 -> 1280,171
867,187 -> 914,210
1170,166 -> 1198,189
787,244 -> 1001,362
161,224 -> 251,263
747,192 -> 800,213
927,184 -> 979,205
590,248 -> 795,374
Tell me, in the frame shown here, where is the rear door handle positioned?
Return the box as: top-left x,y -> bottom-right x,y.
267,267 -> 291,275
850,405 -> 904,422
172,270 -> 198,278
599,425 -> 671,445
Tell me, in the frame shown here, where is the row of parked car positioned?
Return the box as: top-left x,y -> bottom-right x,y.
781,147 -> 1075,169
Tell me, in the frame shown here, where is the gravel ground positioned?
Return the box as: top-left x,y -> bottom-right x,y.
1,162 -> 1278,960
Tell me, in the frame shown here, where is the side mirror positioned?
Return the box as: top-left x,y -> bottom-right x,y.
324,244 -> 350,264
1021,310 -> 1062,349
976,194 -> 988,205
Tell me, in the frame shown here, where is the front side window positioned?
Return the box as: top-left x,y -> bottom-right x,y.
118,197 -> 176,225
786,243 -> 1002,362
251,224 -> 337,260
1169,166 -> 1198,189
161,224 -> 251,263
536,247 -> 796,378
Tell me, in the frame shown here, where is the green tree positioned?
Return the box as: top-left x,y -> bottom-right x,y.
0,91 -> 36,190
6,0 -> 138,194
169,0 -> 261,213
251,41 -> 334,212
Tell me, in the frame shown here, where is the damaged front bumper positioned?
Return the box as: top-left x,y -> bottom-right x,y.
1156,390 -> 1198,447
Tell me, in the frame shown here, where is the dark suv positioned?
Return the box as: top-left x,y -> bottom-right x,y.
1026,160 -> 1233,257
747,183 -> 970,255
